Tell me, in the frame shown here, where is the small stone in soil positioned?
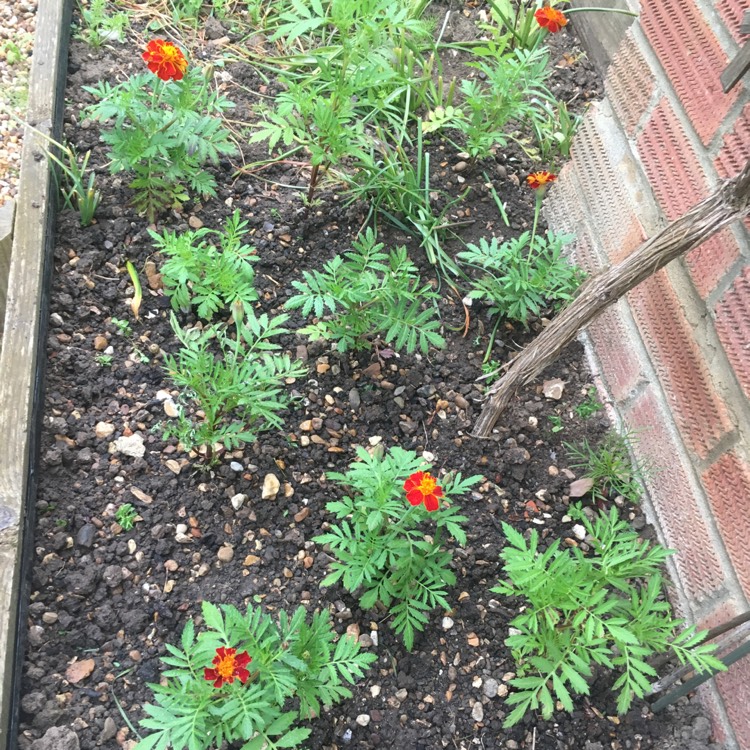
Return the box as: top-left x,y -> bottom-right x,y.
356,714 -> 370,727
231,493 -> 247,510
482,677 -> 499,698
218,546 -> 234,563
75,524 -> 96,548
261,473 -> 280,499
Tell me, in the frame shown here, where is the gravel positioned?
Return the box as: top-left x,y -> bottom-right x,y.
0,0 -> 37,207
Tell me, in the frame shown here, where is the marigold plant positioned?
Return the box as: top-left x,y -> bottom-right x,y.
84,39 -> 235,221
535,6 -> 568,33
526,170 -> 557,190
315,446 -> 481,650
494,504 -> 726,727
136,601 -> 376,750
404,471 -> 443,512
204,646 -> 252,688
142,38 -> 188,81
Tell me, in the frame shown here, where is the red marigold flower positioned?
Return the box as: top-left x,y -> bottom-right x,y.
204,647 -> 252,688
404,471 -> 443,512
142,39 -> 188,82
535,7 -> 568,34
526,171 -> 557,190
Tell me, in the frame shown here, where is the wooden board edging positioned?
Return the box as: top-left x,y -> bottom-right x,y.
0,0 -> 72,744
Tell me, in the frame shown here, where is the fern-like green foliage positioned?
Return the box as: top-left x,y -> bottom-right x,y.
451,44 -> 552,160
314,446 -> 482,650
162,312 -> 306,461
84,65 -> 235,221
493,505 -> 726,727
150,211 -> 259,321
135,601 -> 376,750
286,228 -> 445,354
458,230 -> 585,326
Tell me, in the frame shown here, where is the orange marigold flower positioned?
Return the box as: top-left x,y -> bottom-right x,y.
535,7 -> 568,33
404,471 -> 443,512
142,39 -> 188,82
526,171 -> 557,190
204,647 -> 252,688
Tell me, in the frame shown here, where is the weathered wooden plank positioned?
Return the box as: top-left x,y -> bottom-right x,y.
0,0 -> 72,744
0,199 -> 15,343
721,39 -> 750,93
739,9 -> 750,36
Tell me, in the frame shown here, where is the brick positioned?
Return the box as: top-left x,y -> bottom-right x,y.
684,229 -> 741,299
628,270 -> 734,459
623,387 -> 727,603
715,265 -> 750,400
586,301 -> 645,402
696,598 -> 742,632
636,97 -> 739,296
714,104 -> 750,234
715,103 -> 750,178
572,108 -> 647,264
716,0 -> 750,43
604,31 -> 656,136
637,99 -> 710,218
641,0 -> 739,144
702,451 -> 750,601
715,655 -> 750,747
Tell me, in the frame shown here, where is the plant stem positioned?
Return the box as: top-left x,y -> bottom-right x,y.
564,7 -> 639,17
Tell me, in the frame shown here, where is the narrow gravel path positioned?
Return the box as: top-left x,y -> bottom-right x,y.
0,0 -> 36,207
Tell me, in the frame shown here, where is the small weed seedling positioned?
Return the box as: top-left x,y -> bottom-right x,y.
110,317 -> 132,336
574,388 -> 602,420
493,505 -> 725,726
547,414 -> 564,433
11,120 -> 102,226
136,601 -> 376,750
564,431 -> 649,504
95,353 -> 113,367
115,503 -> 138,530
77,0 -> 130,47
315,446 -> 481,650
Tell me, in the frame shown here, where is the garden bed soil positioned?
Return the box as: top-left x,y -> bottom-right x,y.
18,5 -> 725,750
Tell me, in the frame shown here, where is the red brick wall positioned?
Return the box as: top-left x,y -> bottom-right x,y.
548,3 -> 750,747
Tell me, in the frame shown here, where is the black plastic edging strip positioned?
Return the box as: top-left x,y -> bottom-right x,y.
6,0 -> 73,747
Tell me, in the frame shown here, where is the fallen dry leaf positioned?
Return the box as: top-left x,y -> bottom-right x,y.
569,477 -> 595,497
66,657 -> 95,684
130,486 -> 153,504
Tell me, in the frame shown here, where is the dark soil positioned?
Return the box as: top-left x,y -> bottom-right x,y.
18,4 -> 723,750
